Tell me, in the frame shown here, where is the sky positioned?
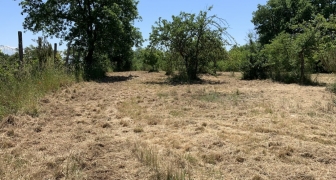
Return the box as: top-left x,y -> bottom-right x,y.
0,0 -> 267,52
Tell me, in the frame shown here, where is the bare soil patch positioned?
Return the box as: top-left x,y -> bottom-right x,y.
1,71 -> 336,179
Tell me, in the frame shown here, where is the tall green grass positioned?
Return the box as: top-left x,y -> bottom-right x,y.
0,67 -> 76,119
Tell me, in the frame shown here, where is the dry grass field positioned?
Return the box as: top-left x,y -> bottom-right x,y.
1,71 -> 336,179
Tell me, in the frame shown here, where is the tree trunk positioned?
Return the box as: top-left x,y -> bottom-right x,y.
115,56 -> 123,71
300,51 -> 305,84
84,27 -> 96,79
84,46 -> 94,79
65,43 -> 71,66
38,37 -> 43,70
84,16 -> 98,79
187,61 -> 198,81
187,68 -> 197,81
85,49 -> 94,67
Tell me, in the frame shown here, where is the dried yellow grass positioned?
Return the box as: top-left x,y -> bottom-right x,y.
0,71 -> 335,179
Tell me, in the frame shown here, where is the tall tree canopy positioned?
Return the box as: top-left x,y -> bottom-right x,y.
252,0 -> 314,45
20,0 -> 142,78
252,0 -> 336,46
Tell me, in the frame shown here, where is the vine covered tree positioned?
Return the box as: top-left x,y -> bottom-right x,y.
19,0 -> 142,79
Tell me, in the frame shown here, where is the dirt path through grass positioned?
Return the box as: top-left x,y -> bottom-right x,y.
1,72 -> 336,179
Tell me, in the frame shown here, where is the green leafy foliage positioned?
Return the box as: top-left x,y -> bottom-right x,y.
247,0 -> 336,84
252,0 -> 314,45
131,47 -> 146,71
262,33 -> 298,83
20,0 -> 142,79
0,66 -> 74,119
131,47 -> 164,72
0,51 -> 17,82
149,7 -> 233,81
221,45 -> 246,73
142,48 -> 162,72
160,51 -> 183,76
263,14 -> 336,83
240,33 -> 268,80
0,40 -> 75,120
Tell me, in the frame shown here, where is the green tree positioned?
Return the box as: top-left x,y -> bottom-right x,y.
312,14 -> 336,73
131,47 -> 144,71
292,19 -> 321,83
310,0 -> 336,19
109,26 -> 143,71
149,7 -> 233,81
142,47 -> 163,72
161,50 -> 182,76
257,14 -> 335,83
224,45 -> 246,73
20,0 -> 142,79
252,0 -> 314,45
262,32 -> 296,82
241,33 -> 268,80
249,0 -> 336,84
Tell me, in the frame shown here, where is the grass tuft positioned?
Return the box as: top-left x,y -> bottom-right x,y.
134,127 -> 144,133
0,67 -> 75,120
132,143 -> 191,180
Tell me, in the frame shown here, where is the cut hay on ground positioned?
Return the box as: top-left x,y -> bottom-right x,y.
0,72 -> 335,179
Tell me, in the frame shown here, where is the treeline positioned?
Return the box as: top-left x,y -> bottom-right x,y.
19,1 -> 236,81
16,0 -> 336,84
130,0 -> 336,85
3,0 -> 336,118
237,0 -> 336,84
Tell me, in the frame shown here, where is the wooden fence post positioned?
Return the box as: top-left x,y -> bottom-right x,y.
38,37 -> 43,69
66,43 -> 70,66
73,46 -> 75,61
18,31 -> 23,66
77,48 -> 81,62
74,47 -> 81,80
54,43 -> 57,62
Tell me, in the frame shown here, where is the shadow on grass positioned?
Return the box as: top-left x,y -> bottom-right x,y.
300,81 -> 327,87
242,75 -> 328,87
275,78 -> 327,87
95,75 -> 139,83
144,78 -> 227,86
